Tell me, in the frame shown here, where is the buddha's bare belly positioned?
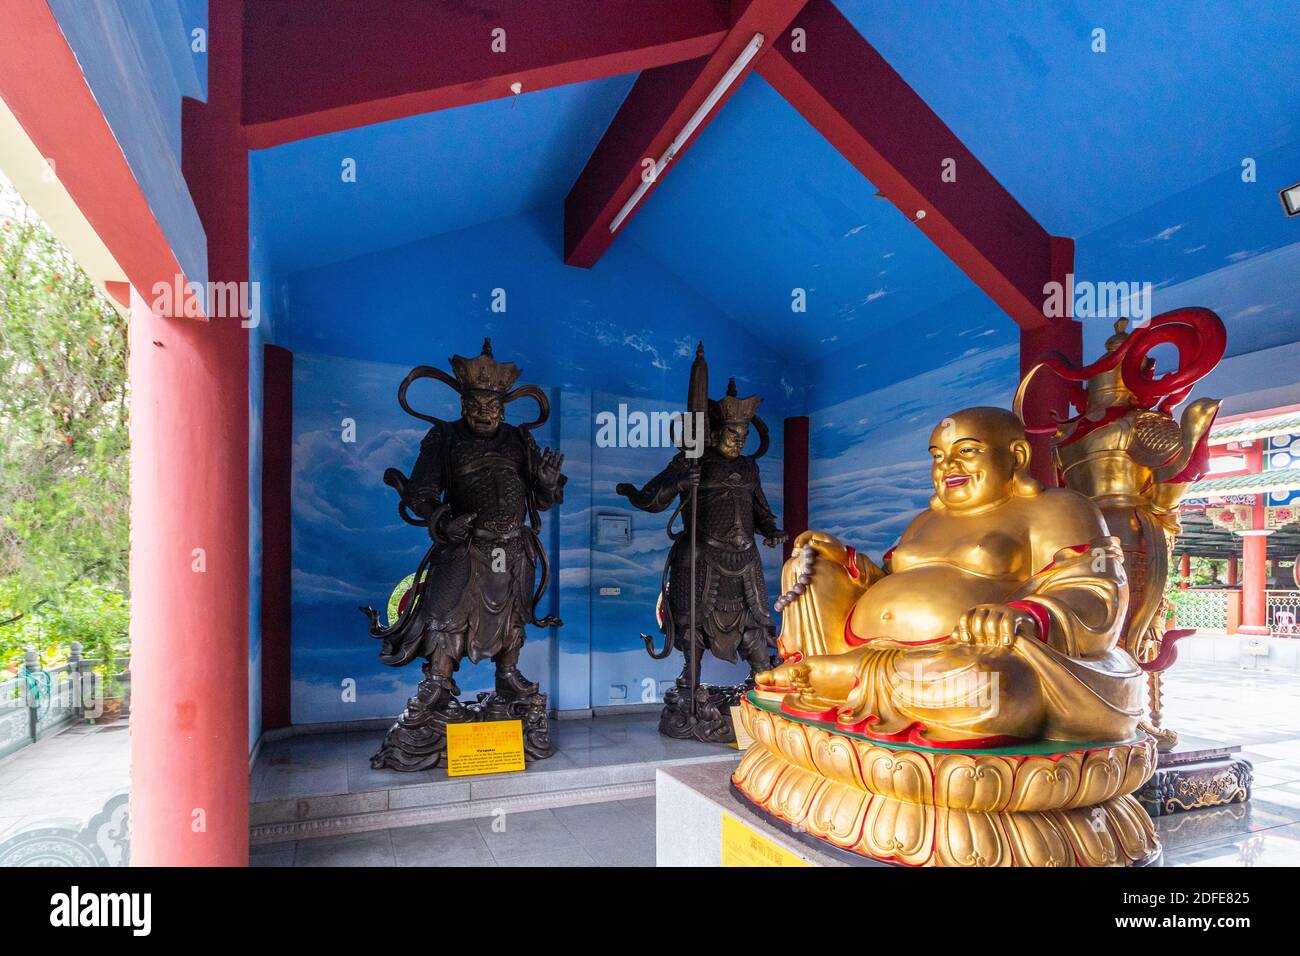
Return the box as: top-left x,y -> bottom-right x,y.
849,565 -> 1020,644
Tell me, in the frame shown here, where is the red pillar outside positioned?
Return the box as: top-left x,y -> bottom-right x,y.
129,2 -> 251,866
1179,553 -> 1191,589
1227,555 -> 1239,586
1240,533 -> 1270,635
1238,444 -> 1270,636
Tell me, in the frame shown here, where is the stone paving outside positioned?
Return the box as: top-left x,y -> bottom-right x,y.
3,659 -> 1300,865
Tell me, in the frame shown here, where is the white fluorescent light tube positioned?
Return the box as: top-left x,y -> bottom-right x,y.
608,32 -> 765,234
1282,182 -> 1300,217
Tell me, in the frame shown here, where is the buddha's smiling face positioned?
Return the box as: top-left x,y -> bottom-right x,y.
929,410 -> 1027,512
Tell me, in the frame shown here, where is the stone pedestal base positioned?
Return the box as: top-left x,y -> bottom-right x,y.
731,694 -> 1161,867
1135,742 -> 1253,816
658,681 -> 749,744
371,690 -> 553,772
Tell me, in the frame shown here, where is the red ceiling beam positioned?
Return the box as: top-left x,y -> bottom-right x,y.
241,0 -> 731,150
758,0 -> 1066,330
0,0 -> 201,317
563,0 -> 808,268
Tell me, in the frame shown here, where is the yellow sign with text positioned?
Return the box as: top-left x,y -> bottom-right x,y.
445,719 -> 526,777
730,705 -> 755,750
721,813 -> 811,867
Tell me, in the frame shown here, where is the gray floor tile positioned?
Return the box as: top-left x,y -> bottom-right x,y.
586,827 -> 656,867
494,845 -> 596,867
391,819 -> 495,867
476,808 -> 573,860
551,800 -> 645,848
250,843 -> 296,867
294,829 -> 395,867
1163,821 -> 1300,867
620,796 -> 656,832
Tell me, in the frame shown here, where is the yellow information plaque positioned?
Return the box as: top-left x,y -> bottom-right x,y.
445,719 -> 526,777
720,812 -> 811,867
730,705 -> 755,750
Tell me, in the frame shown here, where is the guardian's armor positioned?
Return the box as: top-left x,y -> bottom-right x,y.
623,448 -> 779,673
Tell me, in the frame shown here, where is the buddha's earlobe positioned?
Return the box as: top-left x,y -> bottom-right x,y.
1010,439 -> 1041,497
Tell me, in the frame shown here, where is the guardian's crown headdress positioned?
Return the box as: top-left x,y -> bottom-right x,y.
450,338 -> 520,394
716,378 -> 761,426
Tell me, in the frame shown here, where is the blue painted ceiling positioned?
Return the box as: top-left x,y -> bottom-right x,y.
250,73 -> 638,273
622,74 -> 977,358
837,0 -> 1300,237
248,0 -> 1300,370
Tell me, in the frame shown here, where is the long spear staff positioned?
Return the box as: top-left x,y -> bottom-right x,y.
683,343 -> 709,722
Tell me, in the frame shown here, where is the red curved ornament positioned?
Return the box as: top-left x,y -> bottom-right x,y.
1139,627 -> 1194,673
1021,307 -> 1226,434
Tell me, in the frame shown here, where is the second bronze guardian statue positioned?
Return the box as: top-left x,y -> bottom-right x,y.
618,344 -> 785,743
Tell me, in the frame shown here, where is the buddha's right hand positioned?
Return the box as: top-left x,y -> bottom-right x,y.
759,654 -> 859,703
756,660 -> 812,691
792,530 -> 849,565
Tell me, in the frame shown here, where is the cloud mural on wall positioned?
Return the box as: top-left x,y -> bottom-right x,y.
809,344 -> 1019,556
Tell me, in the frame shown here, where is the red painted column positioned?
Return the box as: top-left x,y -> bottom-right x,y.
129,2 -> 250,866
782,417 -> 809,562
261,346 -> 293,731
1179,553 -> 1191,589
1239,444 -> 1270,636
128,285 -> 249,865
1240,533 -> 1270,635
1227,555 -> 1239,586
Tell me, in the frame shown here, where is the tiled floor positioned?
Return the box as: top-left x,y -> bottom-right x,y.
8,660 -> 1300,866
250,710 -> 733,803
0,722 -> 129,838
251,797 -> 656,867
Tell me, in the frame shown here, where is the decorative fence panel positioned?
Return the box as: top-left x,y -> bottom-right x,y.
1268,590 -> 1300,637
0,644 -> 124,760
1173,589 -> 1228,630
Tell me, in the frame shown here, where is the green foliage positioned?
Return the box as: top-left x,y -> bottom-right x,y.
0,178 -> 129,678
1189,556 -> 1226,586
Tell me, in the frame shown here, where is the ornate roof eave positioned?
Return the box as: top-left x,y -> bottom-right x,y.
1181,466 -> 1300,500
1208,412 -> 1300,446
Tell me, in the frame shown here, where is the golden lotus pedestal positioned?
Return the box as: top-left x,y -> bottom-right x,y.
732,694 -> 1161,867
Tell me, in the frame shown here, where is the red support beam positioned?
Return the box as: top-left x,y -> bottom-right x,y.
241,0 -> 730,149
564,0 -> 808,267
0,0 -> 200,317
758,0 -> 1067,331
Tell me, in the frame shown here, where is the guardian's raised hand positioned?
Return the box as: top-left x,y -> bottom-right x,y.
538,447 -> 565,489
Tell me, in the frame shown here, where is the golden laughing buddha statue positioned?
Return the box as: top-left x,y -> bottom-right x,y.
735,406 -> 1160,867
734,308 -> 1226,866
759,406 -> 1143,746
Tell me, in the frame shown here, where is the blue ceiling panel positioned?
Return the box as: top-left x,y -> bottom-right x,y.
249,72 -> 637,273
622,73 -> 977,364
835,0 -> 1300,237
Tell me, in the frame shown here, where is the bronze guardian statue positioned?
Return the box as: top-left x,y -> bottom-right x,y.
362,339 -> 565,770
617,344 -> 784,742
